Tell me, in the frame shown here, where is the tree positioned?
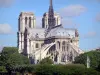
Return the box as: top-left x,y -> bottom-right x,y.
96,62 -> 100,71
74,51 -> 100,69
0,66 -> 7,72
39,57 -> 53,64
35,64 -> 100,75
0,47 -> 30,66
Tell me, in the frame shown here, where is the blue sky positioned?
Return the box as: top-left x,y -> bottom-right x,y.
0,0 -> 100,51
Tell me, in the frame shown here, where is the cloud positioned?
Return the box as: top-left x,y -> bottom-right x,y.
62,18 -> 79,28
59,4 -> 87,17
95,13 -> 100,22
0,0 -> 14,7
0,24 -> 13,34
62,18 -> 74,25
83,31 -> 96,38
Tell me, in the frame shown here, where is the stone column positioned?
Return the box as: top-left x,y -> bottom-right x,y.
18,32 -> 22,53
27,17 -> 29,27
27,35 -> 30,58
58,41 -> 62,64
21,17 -> 25,32
33,18 -> 36,28
21,33 -> 24,50
31,17 -> 33,28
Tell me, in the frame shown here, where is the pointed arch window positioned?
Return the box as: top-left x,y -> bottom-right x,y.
62,41 -> 66,51
70,52 -> 73,61
66,43 -> 69,51
36,43 -> 39,48
57,41 -> 60,49
71,40 -> 73,43
25,17 -> 28,25
18,18 -> 20,31
61,54 -> 66,62
29,17 -> 31,28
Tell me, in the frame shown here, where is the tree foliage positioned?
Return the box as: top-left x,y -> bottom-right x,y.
39,57 -> 53,64
5,64 -> 100,75
0,47 -> 30,67
0,66 -> 7,72
74,51 -> 100,68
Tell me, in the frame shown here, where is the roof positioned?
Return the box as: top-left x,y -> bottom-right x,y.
26,25 -> 77,40
27,28 -> 46,40
46,25 -> 76,38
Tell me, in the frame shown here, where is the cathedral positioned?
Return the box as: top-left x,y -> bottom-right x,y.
17,0 -> 84,64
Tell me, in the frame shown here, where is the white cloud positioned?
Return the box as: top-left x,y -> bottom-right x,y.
62,18 -> 79,28
95,13 -> 100,22
62,18 -> 74,25
0,24 -> 13,34
59,4 -> 87,17
0,0 -> 14,7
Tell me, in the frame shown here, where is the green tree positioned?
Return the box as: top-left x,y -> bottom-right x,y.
0,47 -> 30,66
74,51 -> 100,69
39,57 -> 53,64
35,64 -> 100,75
0,66 -> 7,72
96,63 -> 100,71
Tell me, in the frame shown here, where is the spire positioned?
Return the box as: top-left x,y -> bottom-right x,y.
48,0 -> 55,29
50,0 -> 52,7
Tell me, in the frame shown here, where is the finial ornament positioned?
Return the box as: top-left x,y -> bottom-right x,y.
75,29 -> 79,37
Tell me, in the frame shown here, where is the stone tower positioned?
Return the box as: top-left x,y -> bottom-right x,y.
42,12 -> 61,28
17,12 -> 36,53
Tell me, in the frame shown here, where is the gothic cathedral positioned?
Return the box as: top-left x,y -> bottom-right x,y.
17,0 -> 84,64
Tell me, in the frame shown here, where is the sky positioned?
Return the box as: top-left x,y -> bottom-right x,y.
0,0 -> 100,51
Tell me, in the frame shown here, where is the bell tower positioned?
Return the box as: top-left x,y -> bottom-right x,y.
17,12 -> 36,53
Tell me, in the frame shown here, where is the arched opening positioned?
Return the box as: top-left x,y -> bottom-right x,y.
29,17 -> 31,28
48,44 -> 55,54
25,17 -> 28,25
18,18 -> 20,31
69,52 -> 73,61
71,39 -> 73,43
66,43 -> 69,51
57,41 -> 60,50
62,41 -> 65,51
61,54 -> 66,62
54,54 -> 58,62
36,43 -> 39,48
